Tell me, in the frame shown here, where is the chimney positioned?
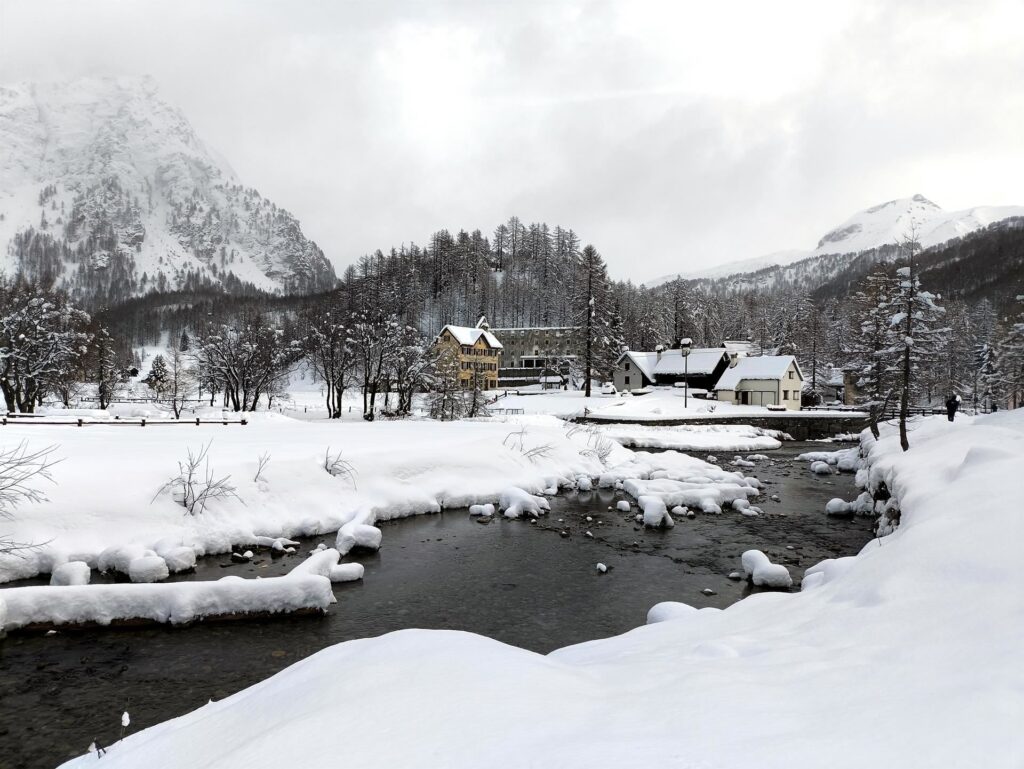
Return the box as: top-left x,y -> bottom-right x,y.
655,344 -> 664,362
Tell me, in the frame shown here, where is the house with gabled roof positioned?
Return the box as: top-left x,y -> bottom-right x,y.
713,355 -> 803,409
612,346 -> 731,392
433,317 -> 503,390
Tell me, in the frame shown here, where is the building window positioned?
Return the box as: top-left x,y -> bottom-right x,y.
625,375 -> 630,385
625,362 -> 631,371
783,390 -> 789,400
788,371 -> 794,379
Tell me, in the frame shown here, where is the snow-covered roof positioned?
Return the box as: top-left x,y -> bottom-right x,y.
653,349 -> 729,376
618,348 -> 729,379
438,325 -> 503,349
714,356 -> 802,391
618,350 -> 660,382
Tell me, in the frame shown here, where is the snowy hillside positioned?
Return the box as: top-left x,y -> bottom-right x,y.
0,76 -> 336,304
810,193 -> 1024,256
647,194 -> 1024,288
646,249 -> 809,286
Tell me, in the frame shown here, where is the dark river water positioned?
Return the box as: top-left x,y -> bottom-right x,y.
0,442 -> 872,769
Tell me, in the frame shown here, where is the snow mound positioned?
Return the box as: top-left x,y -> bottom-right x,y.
469,503 -> 496,516
128,556 -> 170,584
616,500 -> 631,512
499,487 -> 550,519
639,496 -> 674,528
646,602 -> 697,624
801,556 -> 857,591
335,524 -> 383,555
50,561 -> 91,586
741,550 -> 793,589
810,461 -> 833,475
825,498 -> 855,517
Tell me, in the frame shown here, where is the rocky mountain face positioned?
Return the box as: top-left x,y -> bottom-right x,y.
0,76 -> 337,307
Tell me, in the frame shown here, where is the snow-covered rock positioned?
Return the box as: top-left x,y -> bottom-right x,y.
499,487 -> 550,519
468,503 -> 495,517
639,496 -> 674,528
824,498 -> 855,517
335,524 -> 383,555
128,556 -> 170,584
810,461 -> 833,475
50,561 -> 91,586
741,550 -> 793,589
615,500 -> 631,512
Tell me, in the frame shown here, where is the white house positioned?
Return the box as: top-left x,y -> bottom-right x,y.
613,347 -> 731,392
713,355 -> 804,410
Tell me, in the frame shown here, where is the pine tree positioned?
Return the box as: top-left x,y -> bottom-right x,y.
848,271 -> 900,438
143,354 -> 170,399
892,228 -> 948,451
574,245 -> 623,397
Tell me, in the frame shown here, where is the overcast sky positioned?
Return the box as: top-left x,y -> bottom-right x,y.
3,0 -> 1024,281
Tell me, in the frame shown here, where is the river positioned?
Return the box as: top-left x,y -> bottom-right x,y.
0,442 -> 872,768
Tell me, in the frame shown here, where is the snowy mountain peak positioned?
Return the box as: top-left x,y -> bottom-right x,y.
813,194 -> 952,255
0,76 -> 336,304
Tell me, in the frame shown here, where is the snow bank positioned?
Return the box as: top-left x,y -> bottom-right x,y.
0,415 -> 613,583
1,573 -> 334,629
741,549 -> 793,589
39,413 -> 1024,769
597,423 -> 784,452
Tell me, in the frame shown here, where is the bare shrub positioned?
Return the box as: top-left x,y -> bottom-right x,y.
154,441 -> 239,515
0,441 -> 60,555
254,451 -> 271,482
504,429 -> 555,464
324,447 -> 357,487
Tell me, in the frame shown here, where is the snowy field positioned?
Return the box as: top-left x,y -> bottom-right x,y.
0,412 -> 774,595
492,386 -> 860,422
51,410 -> 1024,769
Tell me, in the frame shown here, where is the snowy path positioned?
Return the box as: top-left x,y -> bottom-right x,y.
52,411 -> 1024,769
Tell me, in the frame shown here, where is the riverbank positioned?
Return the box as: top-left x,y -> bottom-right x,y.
50,411 -> 1024,769
0,443 -> 870,768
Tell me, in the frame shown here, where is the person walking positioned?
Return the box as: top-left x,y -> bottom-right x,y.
945,394 -> 961,422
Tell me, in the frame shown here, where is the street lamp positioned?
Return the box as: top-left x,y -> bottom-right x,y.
680,338 -> 692,409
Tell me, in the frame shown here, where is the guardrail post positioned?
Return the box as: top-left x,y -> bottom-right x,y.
141,418 -> 146,427
77,418 -> 83,427
241,418 -> 248,426
196,418 -> 200,426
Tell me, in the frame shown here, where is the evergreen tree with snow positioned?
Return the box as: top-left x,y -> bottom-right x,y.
847,270 -> 900,438
891,228 -> 949,451
573,245 -> 624,397
143,354 -> 169,398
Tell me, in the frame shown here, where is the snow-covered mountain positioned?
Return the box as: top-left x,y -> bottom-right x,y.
645,249 -> 809,285
647,194 -> 1024,288
809,194 -> 1024,257
0,76 -> 337,304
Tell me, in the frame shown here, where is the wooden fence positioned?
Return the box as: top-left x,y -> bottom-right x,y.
2,414 -> 248,427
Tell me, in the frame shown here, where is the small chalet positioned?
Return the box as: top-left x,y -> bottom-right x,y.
433,317 -> 503,391
612,346 -> 731,392
713,355 -> 803,410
